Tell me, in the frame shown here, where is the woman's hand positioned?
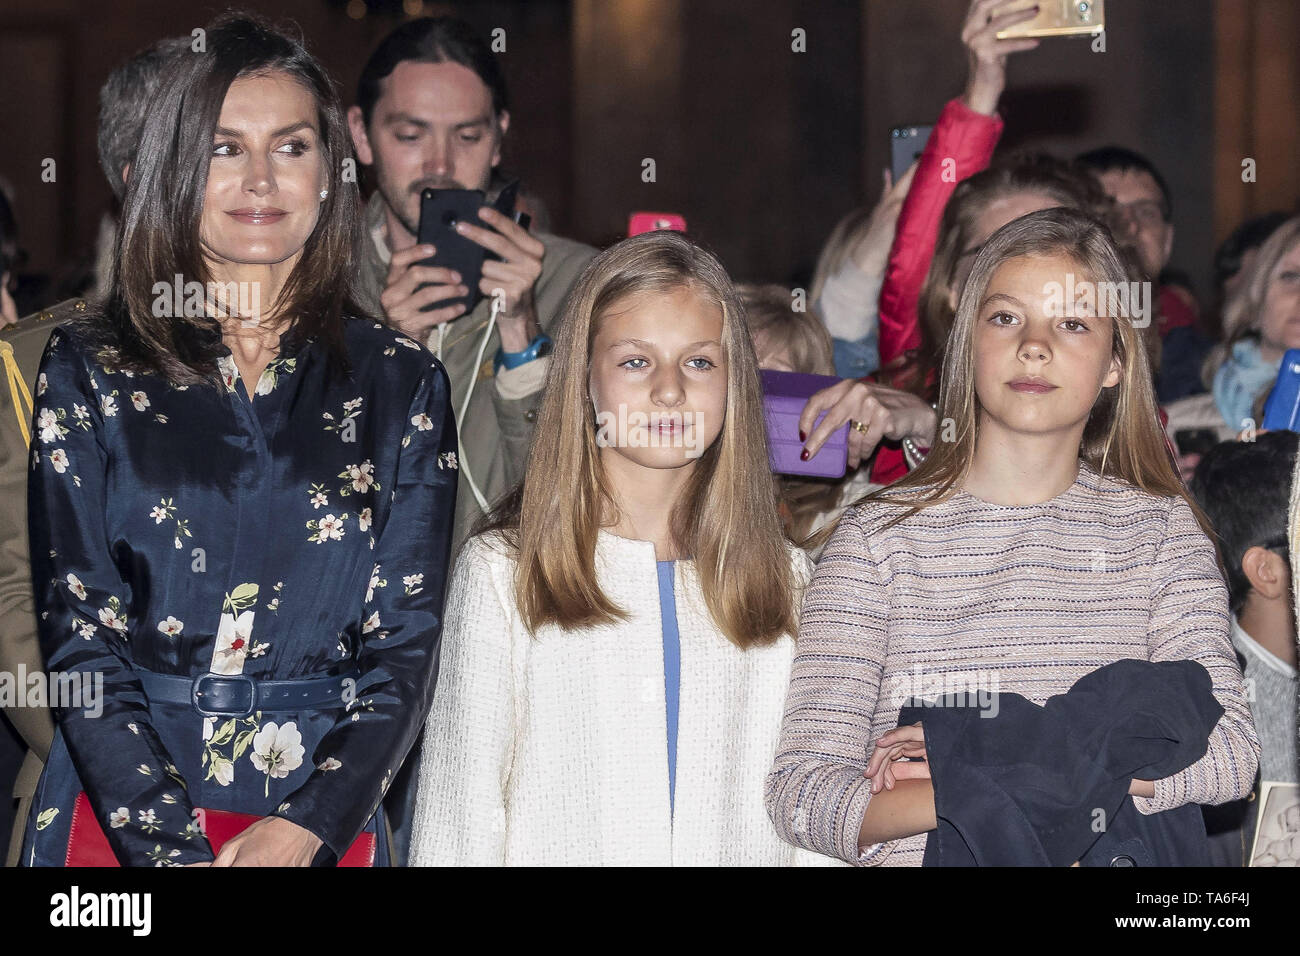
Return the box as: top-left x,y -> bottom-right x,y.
961,0 -> 1042,115
865,722 -> 929,794
799,379 -> 937,467
209,815 -> 324,867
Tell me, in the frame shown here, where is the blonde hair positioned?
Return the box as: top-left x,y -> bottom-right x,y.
809,207 -> 873,309
1203,215 -> 1300,388
480,232 -> 797,648
739,283 -> 835,376
865,207 -> 1210,534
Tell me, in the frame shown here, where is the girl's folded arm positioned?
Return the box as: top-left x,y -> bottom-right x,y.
764,508 -> 899,865
1136,497 -> 1261,814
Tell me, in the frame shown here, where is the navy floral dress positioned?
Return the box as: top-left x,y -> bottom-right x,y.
20,317 -> 457,866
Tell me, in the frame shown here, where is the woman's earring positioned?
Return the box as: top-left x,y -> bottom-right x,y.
320,189 -> 329,200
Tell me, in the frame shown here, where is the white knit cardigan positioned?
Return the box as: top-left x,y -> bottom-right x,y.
409,529 -> 841,866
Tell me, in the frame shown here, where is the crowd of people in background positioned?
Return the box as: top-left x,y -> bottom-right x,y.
0,0 -> 1294,868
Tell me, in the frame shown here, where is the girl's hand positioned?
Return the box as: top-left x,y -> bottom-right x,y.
846,164 -> 918,277
209,815 -> 323,867
865,722 -> 929,793
961,0 -> 1042,115
799,379 -> 937,467
1128,778 -> 1156,798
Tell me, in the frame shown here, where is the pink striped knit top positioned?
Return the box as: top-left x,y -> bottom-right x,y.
765,461 -> 1260,866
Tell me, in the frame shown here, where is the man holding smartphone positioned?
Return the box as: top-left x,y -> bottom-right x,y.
348,16 -> 595,547
348,17 -> 594,868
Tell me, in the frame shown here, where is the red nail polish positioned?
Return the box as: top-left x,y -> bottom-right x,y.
798,429 -> 806,442
800,449 -> 809,461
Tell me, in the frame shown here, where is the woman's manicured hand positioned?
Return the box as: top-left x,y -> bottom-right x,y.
800,379 -> 937,467
209,815 -> 323,867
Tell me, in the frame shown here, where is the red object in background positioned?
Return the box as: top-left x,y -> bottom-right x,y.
1157,284 -> 1199,338
878,98 -> 1005,366
628,212 -> 687,237
64,791 -> 376,866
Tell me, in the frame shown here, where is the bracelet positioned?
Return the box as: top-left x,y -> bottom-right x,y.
494,333 -> 553,373
902,402 -> 938,470
902,435 -> 929,470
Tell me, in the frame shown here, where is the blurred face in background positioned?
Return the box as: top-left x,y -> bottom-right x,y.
349,60 -> 507,239
1,272 -> 16,327
949,190 -> 1061,311
753,331 -> 794,372
200,72 -> 328,276
1097,168 -> 1173,279
1254,238 -> 1300,363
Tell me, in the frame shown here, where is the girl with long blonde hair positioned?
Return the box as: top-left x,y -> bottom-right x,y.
767,208 -> 1259,866
410,231 -> 834,866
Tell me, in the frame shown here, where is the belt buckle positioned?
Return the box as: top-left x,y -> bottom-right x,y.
191,673 -> 258,718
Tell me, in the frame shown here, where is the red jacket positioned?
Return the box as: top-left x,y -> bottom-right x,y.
871,98 -> 1003,484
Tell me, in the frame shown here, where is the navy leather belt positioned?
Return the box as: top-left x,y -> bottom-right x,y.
136,669 -> 359,718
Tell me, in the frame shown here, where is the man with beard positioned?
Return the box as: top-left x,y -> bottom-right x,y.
349,17 -> 595,549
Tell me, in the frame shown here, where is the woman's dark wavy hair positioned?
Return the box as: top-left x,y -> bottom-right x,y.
80,13 -> 364,385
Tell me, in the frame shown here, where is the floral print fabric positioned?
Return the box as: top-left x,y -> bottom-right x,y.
21,318 -> 457,866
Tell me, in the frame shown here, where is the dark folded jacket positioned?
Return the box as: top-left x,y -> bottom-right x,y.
898,658 -> 1223,866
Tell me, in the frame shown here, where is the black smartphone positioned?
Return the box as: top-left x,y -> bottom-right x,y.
414,182 -> 522,314
890,124 -> 933,182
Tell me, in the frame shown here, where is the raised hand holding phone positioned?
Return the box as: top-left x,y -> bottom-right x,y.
962,0 -> 1042,115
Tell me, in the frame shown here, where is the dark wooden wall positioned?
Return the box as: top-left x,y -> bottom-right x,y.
0,0 -> 1290,311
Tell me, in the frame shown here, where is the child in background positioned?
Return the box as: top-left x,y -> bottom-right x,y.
1191,432 -> 1300,864
739,283 -> 878,552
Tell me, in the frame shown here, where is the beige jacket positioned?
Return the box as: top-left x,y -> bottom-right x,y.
354,195 -> 596,551
0,298 -> 82,865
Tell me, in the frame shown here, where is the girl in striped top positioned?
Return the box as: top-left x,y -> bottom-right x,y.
765,208 -> 1260,866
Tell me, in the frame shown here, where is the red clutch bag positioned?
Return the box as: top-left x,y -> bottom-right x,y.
65,791 -> 376,866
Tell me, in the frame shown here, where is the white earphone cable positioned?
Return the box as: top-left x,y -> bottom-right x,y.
453,293 -> 500,514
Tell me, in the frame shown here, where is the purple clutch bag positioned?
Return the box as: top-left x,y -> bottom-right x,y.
760,369 -> 849,478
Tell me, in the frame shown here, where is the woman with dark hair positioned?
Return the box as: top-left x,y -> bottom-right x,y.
21,15 -> 457,867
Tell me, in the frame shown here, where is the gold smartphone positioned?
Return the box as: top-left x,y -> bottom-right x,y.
995,0 -> 1105,39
